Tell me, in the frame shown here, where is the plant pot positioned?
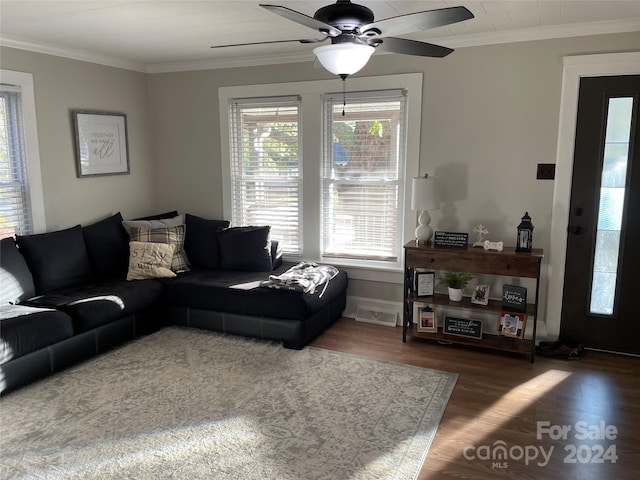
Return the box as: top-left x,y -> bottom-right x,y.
448,287 -> 463,302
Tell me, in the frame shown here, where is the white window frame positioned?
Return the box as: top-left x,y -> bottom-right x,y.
219,73 -> 422,282
0,69 -> 45,234
228,96 -> 303,256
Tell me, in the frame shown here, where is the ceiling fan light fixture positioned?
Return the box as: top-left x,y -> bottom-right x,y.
313,43 -> 375,76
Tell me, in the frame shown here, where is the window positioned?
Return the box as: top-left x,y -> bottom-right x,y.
219,74 -> 421,278
0,70 -> 44,237
322,90 -> 405,261
228,96 -> 302,255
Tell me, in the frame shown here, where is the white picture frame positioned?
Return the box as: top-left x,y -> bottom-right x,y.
471,284 -> 490,305
73,110 -> 129,177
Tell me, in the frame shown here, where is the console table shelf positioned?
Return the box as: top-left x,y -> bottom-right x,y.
410,326 -> 535,356
403,241 -> 544,362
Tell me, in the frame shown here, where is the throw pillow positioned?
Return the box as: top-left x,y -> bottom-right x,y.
82,212 -> 129,280
184,213 -> 230,269
129,225 -> 189,272
121,214 -> 184,235
127,241 -> 176,280
217,226 -> 272,272
16,225 -> 93,294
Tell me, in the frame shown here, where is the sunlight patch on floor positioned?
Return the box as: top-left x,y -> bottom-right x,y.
462,369 -> 573,444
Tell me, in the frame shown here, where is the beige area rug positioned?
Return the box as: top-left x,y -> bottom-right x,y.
0,327 -> 457,480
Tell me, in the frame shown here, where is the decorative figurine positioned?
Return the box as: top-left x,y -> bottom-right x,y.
516,212 -> 534,252
484,240 -> 504,252
472,224 -> 489,248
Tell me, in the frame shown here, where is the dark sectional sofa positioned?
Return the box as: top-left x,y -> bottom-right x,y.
0,211 -> 348,395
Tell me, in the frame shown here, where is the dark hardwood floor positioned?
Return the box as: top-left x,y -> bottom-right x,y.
311,317 -> 640,480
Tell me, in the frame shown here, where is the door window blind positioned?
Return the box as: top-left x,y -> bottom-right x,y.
229,97 -> 302,255
0,85 -> 32,238
322,90 -> 406,261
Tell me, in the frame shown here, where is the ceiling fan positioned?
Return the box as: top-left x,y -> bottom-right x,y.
211,0 -> 474,78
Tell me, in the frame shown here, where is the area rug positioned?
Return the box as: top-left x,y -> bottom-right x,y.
0,327 -> 457,480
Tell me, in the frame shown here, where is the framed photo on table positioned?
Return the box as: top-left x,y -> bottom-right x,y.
497,311 -> 527,338
417,306 -> 437,333
416,271 -> 435,297
73,110 -> 129,177
471,284 -> 490,305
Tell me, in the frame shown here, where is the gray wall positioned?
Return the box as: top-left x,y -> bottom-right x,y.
2,31 -> 639,331
147,32 -> 639,317
0,48 -> 156,229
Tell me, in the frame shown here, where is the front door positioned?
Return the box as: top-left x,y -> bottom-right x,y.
560,75 -> 640,355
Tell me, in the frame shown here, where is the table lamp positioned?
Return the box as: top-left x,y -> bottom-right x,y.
411,174 -> 440,244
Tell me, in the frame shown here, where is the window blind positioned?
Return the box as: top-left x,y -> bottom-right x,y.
0,85 -> 33,238
229,97 -> 302,255
321,90 -> 406,261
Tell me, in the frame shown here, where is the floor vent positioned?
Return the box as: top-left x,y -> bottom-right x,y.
356,307 -> 398,327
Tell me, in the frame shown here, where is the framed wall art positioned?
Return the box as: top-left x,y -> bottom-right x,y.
73,110 -> 129,177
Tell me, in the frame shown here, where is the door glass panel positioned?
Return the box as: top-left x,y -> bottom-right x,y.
590,97 -> 633,315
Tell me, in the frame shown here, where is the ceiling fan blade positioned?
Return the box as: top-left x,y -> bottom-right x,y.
372,37 -> 454,58
260,4 -> 342,37
210,37 -> 327,49
360,6 -> 473,37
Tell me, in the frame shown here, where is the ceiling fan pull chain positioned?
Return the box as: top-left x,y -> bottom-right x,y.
340,74 -> 347,116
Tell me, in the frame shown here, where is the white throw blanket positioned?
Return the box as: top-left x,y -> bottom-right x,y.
261,262 -> 339,297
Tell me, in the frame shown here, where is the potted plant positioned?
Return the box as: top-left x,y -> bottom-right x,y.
439,272 -> 474,302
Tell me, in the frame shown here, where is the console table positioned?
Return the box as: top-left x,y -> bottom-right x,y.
403,241 -> 544,362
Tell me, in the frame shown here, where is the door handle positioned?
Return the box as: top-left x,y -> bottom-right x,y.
569,226 -> 583,235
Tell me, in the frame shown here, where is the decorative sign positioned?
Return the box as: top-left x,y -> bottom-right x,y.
416,271 -> 435,297
434,231 -> 469,249
502,284 -> 527,312
444,316 -> 482,339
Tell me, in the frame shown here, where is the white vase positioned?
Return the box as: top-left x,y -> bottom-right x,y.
448,287 -> 463,302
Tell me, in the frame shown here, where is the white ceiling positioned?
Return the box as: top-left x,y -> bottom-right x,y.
1,0 -> 639,73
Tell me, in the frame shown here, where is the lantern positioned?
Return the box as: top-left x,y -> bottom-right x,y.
516,212 -> 534,252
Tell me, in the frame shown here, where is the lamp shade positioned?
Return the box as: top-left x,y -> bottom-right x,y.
313,44 -> 375,76
411,175 -> 440,211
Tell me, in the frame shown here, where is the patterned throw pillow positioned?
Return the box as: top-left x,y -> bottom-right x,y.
127,241 -> 176,280
129,225 -> 189,272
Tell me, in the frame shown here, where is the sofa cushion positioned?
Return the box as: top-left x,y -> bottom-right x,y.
134,211 -> 179,221
1,237 -> 36,304
121,214 -> 184,235
16,225 -> 93,295
129,225 -> 189,272
184,214 -> 230,270
163,262 -> 348,321
82,212 -> 130,280
22,279 -> 164,333
127,241 -> 176,280
0,304 -> 74,365
218,226 -> 272,272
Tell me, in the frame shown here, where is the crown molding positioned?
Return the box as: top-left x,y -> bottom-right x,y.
2,18 -> 639,74
427,17 -> 640,49
0,37 -> 147,73
145,50 -> 314,74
